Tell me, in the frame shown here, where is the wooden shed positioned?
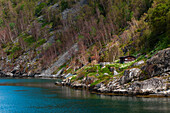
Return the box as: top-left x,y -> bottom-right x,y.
119,56 -> 136,64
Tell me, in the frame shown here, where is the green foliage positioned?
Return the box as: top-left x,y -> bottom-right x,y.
35,2 -> 47,16
78,35 -> 84,39
23,35 -> 35,46
76,71 -> 86,80
149,3 -> 169,34
71,75 -> 77,81
87,72 -> 97,76
100,67 -> 110,74
58,64 -> 67,70
0,18 -> 3,26
36,38 -> 46,48
20,4 -> 25,10
90,80 -> 102,86
154,35 -> 170,50
90,26 -> 96,36
56,39 -> 61,44
11,45 -> 21,53
9,23 -> 15,29
86,66 -> 97,73
61,0 -> 69,11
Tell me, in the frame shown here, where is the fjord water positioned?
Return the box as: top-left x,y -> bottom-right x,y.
0,79 -> 170,113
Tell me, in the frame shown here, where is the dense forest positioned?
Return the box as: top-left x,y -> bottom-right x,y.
0,0 -> 169,77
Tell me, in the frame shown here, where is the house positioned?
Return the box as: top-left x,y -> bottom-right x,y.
119,56 -> 136,64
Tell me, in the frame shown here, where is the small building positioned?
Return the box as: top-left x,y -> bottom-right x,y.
119,56 -> 136,64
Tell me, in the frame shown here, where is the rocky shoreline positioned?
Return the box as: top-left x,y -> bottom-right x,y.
55,48 -> 170,98
1,48 -> 170,98
55,76 -> 170,98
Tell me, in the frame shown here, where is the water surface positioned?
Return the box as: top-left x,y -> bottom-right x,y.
0,78 -> 170,113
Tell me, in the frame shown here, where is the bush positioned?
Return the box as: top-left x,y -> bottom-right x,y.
149,3 -> 169,34
23,35 -> 35,46
101,67 -> 110,74
9,23 -> 15,29
76,71 -> 86,80
36,38 -> 46,47
11,46 -> 21,53
86,66 -> 97,73
35,2 -> 47,16
0,18 -> 3,27
61,0 -> 69,11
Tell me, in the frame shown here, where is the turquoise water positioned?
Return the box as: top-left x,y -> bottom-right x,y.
0,78 -> 170,113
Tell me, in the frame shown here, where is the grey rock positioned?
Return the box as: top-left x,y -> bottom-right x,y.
40,44 -> 78,76
104,73 -> 109,76
51,3 -> 59,9
129,78 -> 168,94
120,68 -> 142,84
65,73 -> 73,78
82,76 -> 96,85
0,71 -> 7,77
144,48 -> 170,77
133,60 -> 145,66
55,68 -> 65,78
6,72 -> 13,77
114,70 -> 119,76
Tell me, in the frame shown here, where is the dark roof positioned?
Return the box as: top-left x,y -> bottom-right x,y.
119,56 -> 136,59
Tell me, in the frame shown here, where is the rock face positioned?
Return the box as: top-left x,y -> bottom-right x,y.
0,71 -> 7,77
133,60 -> 145,66
120,68 -> 142,84
144,48 -> 170,77
40,44 -> 78,77
57,48 -> 170,97
129,78 -> 169,95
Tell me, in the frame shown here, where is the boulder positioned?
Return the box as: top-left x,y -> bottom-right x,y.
6,72 -> 13,77
28,71 -> 35,77
0,71 -> 7,77
104,73 -> 109,76
129,78 -> 168,94
55,81 -> 62,86
133,60 -> 145,66
64,73 -> 73,78
97,84 -> 108,93
82,76 -> 96,85
144,48 -> 170,77
114,70 -> 119,76
71,80 -> 85,88
119,68 -> 142,84
55,68 -> 65,78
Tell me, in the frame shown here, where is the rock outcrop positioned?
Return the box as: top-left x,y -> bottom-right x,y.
57,48 -> 170,97
144,48 -> 170,77
119,68 -> 142,84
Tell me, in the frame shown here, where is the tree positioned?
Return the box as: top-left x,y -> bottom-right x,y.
149,3 -> 169,34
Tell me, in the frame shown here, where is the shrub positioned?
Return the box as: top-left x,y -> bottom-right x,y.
101,67 -> 110,74
11,46 -> 21,53
36,38 -> 46,47
23,35 -> 35,46
76,71 -> 86,80
35,2 -> 47,16
0,18 -> 3,26
61,0 -> 69,11
86,66 -> 97,73
9,23 -> 15,29
149,3 -> 169,34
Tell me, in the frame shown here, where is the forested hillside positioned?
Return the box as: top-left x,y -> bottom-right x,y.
0,0 -> 169,79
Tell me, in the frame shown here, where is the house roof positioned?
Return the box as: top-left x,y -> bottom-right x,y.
119,56 -> 136,59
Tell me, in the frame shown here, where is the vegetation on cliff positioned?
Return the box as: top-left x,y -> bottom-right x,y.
0,0 -> 169,81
